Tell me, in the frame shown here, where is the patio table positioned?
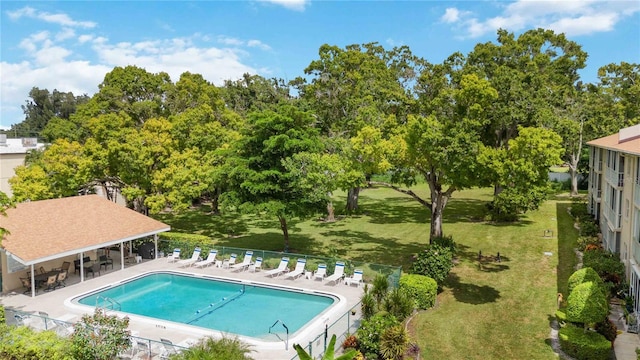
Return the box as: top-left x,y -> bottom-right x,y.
33,270 -> 60,287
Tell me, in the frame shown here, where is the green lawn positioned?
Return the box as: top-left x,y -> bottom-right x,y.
153,186 -> 577,359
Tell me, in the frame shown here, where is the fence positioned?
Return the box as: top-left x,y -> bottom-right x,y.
4,308 -> 189,358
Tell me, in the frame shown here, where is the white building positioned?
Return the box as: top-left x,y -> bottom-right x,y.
587,124 -> 640,311
0,135 -> 46,197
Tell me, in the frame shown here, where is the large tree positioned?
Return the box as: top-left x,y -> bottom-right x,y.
222,105 -> 326,251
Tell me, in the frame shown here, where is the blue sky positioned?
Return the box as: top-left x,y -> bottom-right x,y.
1,0 -> 639,129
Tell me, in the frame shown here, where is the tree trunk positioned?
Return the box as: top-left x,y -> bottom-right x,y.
346,187 -> 360,213
569,155 -> 579,196
278,215 -> 290,252
425,171 -> 453,244
210,187 -> 221,215
326,200 -> 335,222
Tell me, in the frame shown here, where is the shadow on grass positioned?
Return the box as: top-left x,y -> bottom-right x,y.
556,201 -> 578,297
442,198 -> 489,224
453,243 -> 511,273
444,273 -> 501,305
358,194 -> 428,225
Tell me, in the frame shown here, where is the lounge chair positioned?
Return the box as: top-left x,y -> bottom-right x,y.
284,259 -> 307,280
314,264 -> 327,281
265,257 -> 289,277
325,262 -> 346,285
249,257 -> 263,272
231,251 -> 254,271
167,248 -> 181,263
177,247 -> 201,267
193,249 -> 218,268
345,269 -> 364,287
159,338 -> 178,359
223,254 -> 237,269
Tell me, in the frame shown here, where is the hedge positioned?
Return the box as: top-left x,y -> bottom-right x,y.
558,325 -> 611,360
0,324 -> 73,360
399,274 -> 437,309
158,232 -> 215,256
566,281 -> 609,325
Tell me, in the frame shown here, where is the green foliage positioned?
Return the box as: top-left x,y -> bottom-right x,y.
70,309 -> 130,360
383,288 -> 415,322
431,235 -> 456,253
595,319 -> 617,343
356,313 -> 399,357
566,281 -> 609,325
578,220 -> 600,237
555,309 -> 567,324
158,232 -> 214,255
361,286 -> 377,320
371,274 -> 390,306
399,274 -> 438,309
0,305 -> 4,324
379,325 -> 409,360
568,267 -> 605,295
294,334 -> 357,360
558,325 -> 611,360
577,236 -> 601,252
0,324 -> 73,360
582,248 -> 626,293
410,244 -> 453,285
171,336 -> 253,360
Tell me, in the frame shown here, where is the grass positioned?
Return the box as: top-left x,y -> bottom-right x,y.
152,185 -> 578,359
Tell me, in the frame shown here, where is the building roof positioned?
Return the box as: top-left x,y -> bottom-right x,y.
587,124 -> 640,156
0,195 -> 170,265
0,138 -> 45,155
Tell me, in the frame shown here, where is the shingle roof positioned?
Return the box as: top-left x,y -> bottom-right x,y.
0,195 -> 170,265
587,124 -> 640,156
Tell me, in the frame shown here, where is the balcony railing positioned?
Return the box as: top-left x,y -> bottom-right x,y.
635,186 -> 640,208
606,169 -> 624,187
604,204 -> 621,230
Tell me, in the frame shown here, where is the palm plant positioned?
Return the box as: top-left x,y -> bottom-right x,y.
294,334 -> 357,360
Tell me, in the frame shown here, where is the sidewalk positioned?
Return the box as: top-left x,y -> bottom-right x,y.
610,301 -> 639,360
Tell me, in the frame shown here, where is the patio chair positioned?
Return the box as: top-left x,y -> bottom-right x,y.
43,274 -> 58,292
159,338 -> 178,359
249,257 -> 263,272
345,269 -> 364,287
130,336 -> 151,359
223,253 -> 238,269
325,262 -> 346,285
73,259 -> 81,275
85,262 -> 101,278
39,266 -> 46,274
53,261 -> 71,273
99,255 -> 114,270
265,257 -> 289,277
20,277 -> 36,295
55,271 -> 67,289
231,251 -> 254,271
314,264 -> 327,281
177,247 -> 201,267
167,248 -> 181,263
284,258 -> 307,280
193,249 -> 218,268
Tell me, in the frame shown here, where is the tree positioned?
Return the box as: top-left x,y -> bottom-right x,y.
223,105 -> 326,251
0,192 -> 13,240
70,309 -> 130,360
222,73 -> 291,116
294,334 -> 356,360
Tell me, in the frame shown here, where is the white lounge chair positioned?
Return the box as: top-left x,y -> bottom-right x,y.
231,251 -> 254,271
193,249 -> 218,268
325,262 -> 345,285
314,264 -> 327,281
345,269 -> 364,287
223,254 -> 237,269
284,258 -> 307,280
249,257 -> 263,272
177,248 -> 201,267
265,257 -> 289,277
167,249 -> 181,263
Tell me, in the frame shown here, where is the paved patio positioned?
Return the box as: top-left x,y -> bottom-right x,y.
1,254 -> 364,359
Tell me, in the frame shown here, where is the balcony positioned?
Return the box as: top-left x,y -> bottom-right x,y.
636,186 -> 640,208
604,204 -> 621,230
606,169 -> 624,187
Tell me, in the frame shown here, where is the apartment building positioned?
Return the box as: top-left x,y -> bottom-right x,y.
0,135 -> 45,197
587,124 -> 640,310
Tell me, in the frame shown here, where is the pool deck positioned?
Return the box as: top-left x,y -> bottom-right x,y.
1,256 -> 365,359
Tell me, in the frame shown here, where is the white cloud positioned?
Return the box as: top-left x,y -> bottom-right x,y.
247,39 -> 271,51
78,34 -> 94,44
259,0 -> 308,11
55,27 -> 76,42
7,6 -> 96,28
444,0 -> 640,38
217,36 -> 244,46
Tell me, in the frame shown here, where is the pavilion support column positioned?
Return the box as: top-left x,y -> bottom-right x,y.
120,242 -> 125,270
30,265 -> 36,298
154,234 -> 158,260
80,252 -> 85,282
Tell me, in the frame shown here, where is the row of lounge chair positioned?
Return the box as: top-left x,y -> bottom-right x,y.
166,248 -> 363,286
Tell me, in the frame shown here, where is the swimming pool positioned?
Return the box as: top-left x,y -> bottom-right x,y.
73,272 -> 338,340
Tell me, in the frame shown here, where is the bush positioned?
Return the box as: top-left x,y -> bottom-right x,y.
383,288 -> 415,321
356,312 -> 399,357
379,325 -> 409,360
158,232 -> 214,256
0,324 -> 73,360
361,287 -> 376,320
568,267 -> 605,294
577,236 -> 601,252
0,306 -> 4,324
595,319 -> 617,343
570,200 -> 590,219
432,235 -> 456,253
399,274 -> 437,309
582,248 -> 626,295
555,309 -> 567,324
579,220 -> 600,237
175,336 -> 253,360
410,244 -> 453,285
558,325 -> 611,360
566,281 -> 609,325
70,309 -> 130,360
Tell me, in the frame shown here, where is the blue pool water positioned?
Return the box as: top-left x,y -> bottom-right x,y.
76,272 -> 335,339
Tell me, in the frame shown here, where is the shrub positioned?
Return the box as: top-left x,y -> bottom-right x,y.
399,274 -> 437,309
568,267 -> 605,294
70,309 -> 130,360
577,236 -> 601,252
558,325 -> 611,360
0,305 -> 4,324
176,336 -> 253,360
356,312 -> 399,357
342,334 -> 358,350
383,288 -> 415,321
379,325 -> 409,360
0,324 -> 73,360
360,286 -> 376,320
371,274 -> 389,306
582,248 -> 625,295
555,309 -> 567,324
570,200 -> 590,219
595,319 -> 617,343
566,281 -> 609,325
158,232 -> 214,255
579,220 -> 600,237
410,244 -> 453,285
432,235 -> 456,253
